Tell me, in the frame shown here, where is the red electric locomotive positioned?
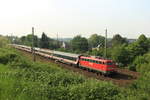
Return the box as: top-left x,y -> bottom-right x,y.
79,56 -> 116,75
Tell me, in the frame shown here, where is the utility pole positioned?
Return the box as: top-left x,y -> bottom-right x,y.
104,29 -> 107,59
32,27 -> 36,62
57,33 -> 59,48
11,33 -> 13,44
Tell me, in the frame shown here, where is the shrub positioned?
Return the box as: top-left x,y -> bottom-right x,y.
0,48 -> 18,64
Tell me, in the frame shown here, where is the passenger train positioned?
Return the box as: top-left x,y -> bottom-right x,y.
12,44 -> 116,75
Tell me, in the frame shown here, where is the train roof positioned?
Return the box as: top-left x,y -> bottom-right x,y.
34,47 -> 79,58
80,56 -> 113,62
53,51 -> 79,58
13,44 -> 31,48
36,48 -> 53,53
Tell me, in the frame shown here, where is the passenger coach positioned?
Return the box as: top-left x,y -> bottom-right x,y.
52,51 -> 79,65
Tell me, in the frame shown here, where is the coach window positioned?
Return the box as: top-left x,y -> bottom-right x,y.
73,57 -> 76,61
59,54 -> 61,57
71,57 -> 75,61
67,56 -> 69,60
66,56 -> 69,59
71,57 -> 73,60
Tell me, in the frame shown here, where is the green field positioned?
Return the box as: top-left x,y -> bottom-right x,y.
0,47 -> 150,100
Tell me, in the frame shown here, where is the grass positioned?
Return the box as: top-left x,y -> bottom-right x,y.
0,47 -> 150,100
0,47 -> 121,100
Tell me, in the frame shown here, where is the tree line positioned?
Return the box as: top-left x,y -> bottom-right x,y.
10,32 -> 61,49
9,33 -> 150,71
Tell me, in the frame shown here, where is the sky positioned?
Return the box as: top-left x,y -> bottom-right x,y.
0,0 -> 150,39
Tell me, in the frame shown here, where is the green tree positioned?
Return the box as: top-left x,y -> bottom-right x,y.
20,36 -> 26,43
49,40 -> 61,49
40,32 -> 49,48
0,36 -> 9,48
148,38 -> 150,50
71,35 -> 88,52
88,34 -> 105,49
111,44 -> 130,66
111,34 -> 128,47
127,51 -> 150,72
20,34 -> 39,47
136,34 -> 149,54
127,34 -> 149,63
87,49 -> 104,57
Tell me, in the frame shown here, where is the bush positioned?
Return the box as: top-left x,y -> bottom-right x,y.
1,46 -> 150,100
128,65 -> 136,71
129,53 -> 150,72
0,36 -> 9,48
131,71 -> 150,96
69,80 -> 120,100
0,48 -> 18,64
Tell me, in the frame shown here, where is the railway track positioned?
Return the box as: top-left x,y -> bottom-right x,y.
19,49 -> 139,87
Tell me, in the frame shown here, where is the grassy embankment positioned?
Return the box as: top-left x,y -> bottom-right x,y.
0,47 -> 150,100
